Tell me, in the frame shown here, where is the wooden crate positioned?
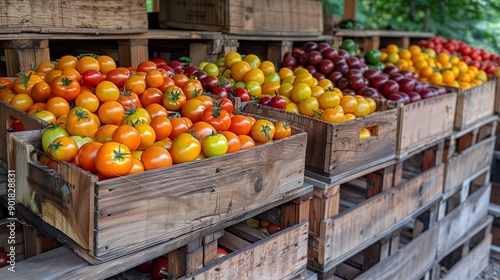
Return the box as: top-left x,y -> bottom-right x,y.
451,80 -> 496,131
0,100 -> 48,166
159,0 -> 323,36
396,92 -> 457,159
7,126 -> 308,264
494,78 -> 500,114
315,201 -> 440,280
0,0 -> 147,34
307,142 -> 444,273
433,215 -> 492,280
243,101 -> 398,178
443,115 -> 497,196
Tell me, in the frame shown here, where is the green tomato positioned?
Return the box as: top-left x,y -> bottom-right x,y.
42,124 -> 69,154
365,49 -> 382,64
69,135 -> 93,149
202,132 -> 228,157
341,39 -> 357,51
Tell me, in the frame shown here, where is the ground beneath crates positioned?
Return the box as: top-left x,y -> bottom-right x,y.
475,253 -> 500,280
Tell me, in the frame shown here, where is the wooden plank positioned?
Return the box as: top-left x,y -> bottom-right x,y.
355,224 -> 438,280
117,39 -> 149,68
343,0 -> 357,20
179,221 -> 309,280
444,137 -> 495,194
396,93 -> 457,159
437,184 -> 491,259
0,0 -> 147,34
316,164 -> 444,271
243,101 -> 397,176
495,78 -> 500,114
2,39 -> 51,76
453,80 -> 496,130
309,186 -> 340,237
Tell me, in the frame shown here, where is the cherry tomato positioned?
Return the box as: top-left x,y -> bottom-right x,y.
10,93 -> 34,112
181,98 -> 206,123
170,133 -> 201,164
32,110 -> 56,124
97,55 -> 117,74
95,142 -> 133,178
75,91 -> 100,113
217,98 -> 234,114
150,257 -> 169,280
124,74 -> 147,95
163,85 -> 187,111
190,121 -> 216,141
36,61 -> 56,75
182,79 -> 204,99
140,88 -> 163,106
46,96 -> 70,118
137,61 -> 157,73
273,122 -> 292,140
251,119 -> 275,143
13,72 -> 42,95
117,90 -> 141,111
145,103 -> 168,119
229,115 -> 252,135
81,69 -> 103,87
145,69 -> 165,89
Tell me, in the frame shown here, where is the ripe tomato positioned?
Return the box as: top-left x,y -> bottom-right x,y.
216,98 -> 234,114
106,67 -> 130,87
238,134 -> 255,150
148,115 -> 171,141
163,85 -> 187,111
117,90 -> 142,111
141,146 -> 172,171
13,72 -> 42,95
229,115 -> 252,135
28,102 -> 47,114
97,55 -> 117,74
273,122 -> 292,140
195,95 -> 214,108
36,61 -> 56,75
190,121 -> 216,141
145,69 -> 164,89
69,135 -> 93,149
41,123 -> 70,154
51,75 -> 81,101
221,131 -> 241,153
98,101 -> 125,125
140,88 -> 163,106
172,74 -> 189,88
251,120 -> 275,143
124,75 -> 147,95
202,132 -> 228,157
150,256 -> 169,280
32,110 -> 56,124
47,136 -> 78,162
129,157 -> 145,174
45,96 -> 70,119
94,124 -> 119,143
153,139 -> 173,150
134,122 -> 156,150
145,103 -> 168,119
182,79 -> 204,99
318,91 -> 340,109
81,69 -> 103,87
137,61 -> 157,73
56,55 -> 78,70
230,61 -> 252,82
169,117 -> 190,139
66,107 -> 99,138
298,97 -> 320,117
76,142 -> 103,173
95,142 -> 133,178
112,124 -> 141,152
96,81 -> 120,102
181,98 -> 206,123
201,106 -> 231,132
10,93 -> 34,112
77,55 -> 100,74
170,133 -> 201,164
320,108 -> 345,123
291,83 -> 312,103
75,91 -> 100,113
158,76 -> 176,93
122,107 -> 152,125
31,80 -> 52,102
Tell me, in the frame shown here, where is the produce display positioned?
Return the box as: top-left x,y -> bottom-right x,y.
0,55 -> 295,180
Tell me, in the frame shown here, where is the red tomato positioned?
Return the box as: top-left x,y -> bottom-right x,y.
51,75 -> 81,101
201,106 -> 231,132
229,115 -> 252,135
106,67 -> 131,87
95,142 -> 133,178
140,88 -> 163,106
216,98 -> 234,114
150,115 -> 172,141
77,142 -> 103,173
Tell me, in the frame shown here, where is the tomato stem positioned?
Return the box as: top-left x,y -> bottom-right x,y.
74,107 -> 90,121
61,77 -> 72,86
112,144 -> 129,162
48,140 -> 63,153
76,53 -> 99,60
260,124 -> 272,140
17,72 -> 32,90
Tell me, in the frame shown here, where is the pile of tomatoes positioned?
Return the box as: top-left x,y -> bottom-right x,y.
0,54 -> 293,180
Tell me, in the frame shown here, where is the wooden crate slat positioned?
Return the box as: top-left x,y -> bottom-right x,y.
453,80 -> 496,130
442,233 -> 491,280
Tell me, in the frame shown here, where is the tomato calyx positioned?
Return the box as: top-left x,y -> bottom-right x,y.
112,144 -> 130,163
313,110 -> 322,117
47,140 -> 64,153
120,88 -> 133,97
61,76 -> 72,86
259,124 -> 273,140
17,71 -> 32,90
74,107 -> 91,121
164,89 -> 184,104
0,84 -> 6,90
76,53 -> 99,60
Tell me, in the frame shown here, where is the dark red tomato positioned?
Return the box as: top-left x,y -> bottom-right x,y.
201,106 -> 231,132
135,260 -> 153,273
81,69 -> 103,87
211,86 -> 228,98
150,257 -> 169,280
232,87 -> 250,102
201,76 -> 219,92
149,57 -> 167,67
216,98 -> 234,115
0,251 -> 8,268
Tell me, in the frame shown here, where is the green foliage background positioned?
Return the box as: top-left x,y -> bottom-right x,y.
322,0 -> 500,54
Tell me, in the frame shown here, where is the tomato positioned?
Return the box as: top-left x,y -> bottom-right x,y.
158,76 -> 176,93
150,115 -> 172,141
66,107 -> 99,138
251,119 -> 275,143
32,110 -> 56,124
153,139 -> 173,150
28,102 -> 46,114
124,75 -> 147,95
122,107 -> 152,125
111,125 -> 141,151
106,67 -> 130,87
95,142 -> 133,178
170,133 -> 201,164
150,257 -> 169,280
48,136 -> 78,162
96,80 -> 120,102
291,83 -> 312,103
245,80 -> 262,97
145,103 -> 167,119
225,52 -> 242,68
36,61 -> 56,75
216,98 -> 234,114
221,131 -> 241,153
238,134 -> 255,150
31,80 -> 52,102
273,122 -> 292,140
98,101 -> 125,125
117,89 -> 142,111
94,124 -> 119,143
202,132 -> 228,157
81,69 -> 103,87
141,146 -> 172,171
46,69 -> 63,85
353,99 -> 371,117
10,93 -> 34,112
181,98 -> 206,123
56,55 -> 78,70
181,79 -> 204,99
201,106 -> 231,132
243,68 -> 265,84
41,123 -> 70,154
145,69 -> 164,89
169,116 -> 190,139
133,122 -> 156,150
298,97 -> 320,117
75,91 -> 100,113
195,95 -> 214,109
320,108 -> 345,123
70,135 -> 93,149
267,223 -> 281,234
46,96 -> 70,118
76,55 -> 100,74
340,96 -> 358,114
140,88 -> 163,106
163,85 -> 187,111
13,72 -> 42,95
230,61 -> 252,82
190,121 -> 216,141
229,115 -> 252,135
51,75 -> 81,101
172,74 -> 189,88
137,61 -> 157,73
61,68 -> 82,83
232,87 -> 250,102
96,55 -> 117,74
150,57 -> 167,67
128,157 -> 145,174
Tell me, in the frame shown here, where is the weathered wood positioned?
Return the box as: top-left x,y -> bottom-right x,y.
495,78 -> 500,114
442,233 -> 491,280
159,0 -> 323,36
117,39 -> 149,68
10,125 -> 308,263
0,0 -> 147,34
444,137 -> 495,194
451,80 -> 496,130
315,164 -> 444,272
309,185 -> 340,237
355,224 -> 438,280
179,221 -> 309,280
243,101 -> 397,177
437,184 -> 491,259
396,93 -> 456,159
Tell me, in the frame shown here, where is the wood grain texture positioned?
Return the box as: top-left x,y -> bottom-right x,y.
396,93 -> 456,158
452,80 -> 496,130
317,164 -> 444,271
442,233 -> 491,280
243,102 -> 397,176
444,137 -> 495,193
11,128 -> 307,262
179,221 -> 309,280
495,79 -> 500,114
355,225 -> 438,280
437,184 -> 490,259
0,0 -> 147,34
